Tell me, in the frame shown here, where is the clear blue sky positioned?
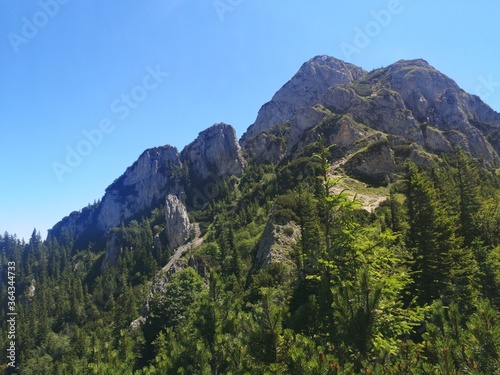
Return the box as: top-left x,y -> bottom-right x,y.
1,0 -> 500,241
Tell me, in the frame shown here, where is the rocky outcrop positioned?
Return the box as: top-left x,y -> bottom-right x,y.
288,106 -> 330,148
182,123 -> 246,180
254,215 -> 300,271
165,194 -> 191,250
243,56 -> 500,167
47,204 -> 97,243
241,55 -> 366,143
331,115 -> 367,148
49,124 -> 246,246
364,59 -> 500,164
320,86 -> 424,145
131,225 -> 204,329
345,140 -> 397,185
97,146 -> 182,230
50,55 -> 500,263
100,232 -> 122,270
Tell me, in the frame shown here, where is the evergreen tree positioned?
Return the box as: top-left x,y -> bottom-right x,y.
405,163 -> 456,305
453,150 -> 481,247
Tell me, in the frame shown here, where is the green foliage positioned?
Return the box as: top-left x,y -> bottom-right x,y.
422,300 -> 500,374
148,267 -> 205,328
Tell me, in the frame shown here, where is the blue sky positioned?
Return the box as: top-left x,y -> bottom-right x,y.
1,0 -> 500,241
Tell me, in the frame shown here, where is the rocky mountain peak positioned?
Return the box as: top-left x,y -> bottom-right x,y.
390,58 -> 432,70
240,55 -> 367,143
96,145 -> 183,231
182,123 -> 246,181
242,55 -> 500,169
49,54 -> 500,252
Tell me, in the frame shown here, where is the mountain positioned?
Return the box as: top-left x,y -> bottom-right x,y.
240,55 -> 367,143
243,56 -> 500,169
49,55 -> 500,261
48,123 -> 244,246
8,55 -> 500,373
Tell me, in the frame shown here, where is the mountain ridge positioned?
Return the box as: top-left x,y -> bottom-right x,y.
49,55 -> 500,252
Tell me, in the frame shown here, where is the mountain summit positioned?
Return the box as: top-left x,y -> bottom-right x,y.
241,55 -> 367,143
243,56 -> 500,167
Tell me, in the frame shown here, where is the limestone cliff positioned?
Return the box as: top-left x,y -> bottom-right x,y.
242,57 -> 500,182
165,194 -> 191,250
241,55 -> 367,144
254,213 -> 300,271
97,145 -> 183,231
182,123 -> 246,181
49,55 -> 500,267
48,124 -> 245,257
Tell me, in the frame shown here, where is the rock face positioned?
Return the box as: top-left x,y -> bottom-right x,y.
182,123 -> 246,180
165,194 -> 191,250
97,146 -> 182,231
100,232 -> 123,271
49,123 -> 246,244
345,140 -> 397,184
241,55 -> 367,143
254,214 -> 300,271
49,145 -> 185,241
50,55 -> 500,265
242,56 -> 500,169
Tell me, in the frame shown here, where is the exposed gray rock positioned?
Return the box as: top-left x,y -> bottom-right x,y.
50,55 -> 500,264
331,115 -> 367,147
254,215 -> 300,271
345,140 -> 397,184
243,130 -> 288,165
288,106 -> 330,147
131,226 -> 205,329
369,59 -> 500,164
27,279 -> 36,300
182,123 -> 246,180
422,125 -> 453,153
132,257 -> 190,328
97,145 -> 182,231
321,87 -> 424,145
241,55 -> 366,143
165,194 -> 191,250
100,232 -> 123,271
47,205 -> 96,242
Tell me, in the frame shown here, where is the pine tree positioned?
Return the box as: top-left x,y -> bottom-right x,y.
452,150 -> 481,247
405,162 -> 456,305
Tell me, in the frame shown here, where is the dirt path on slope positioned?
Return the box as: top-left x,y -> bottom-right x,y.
162,223 -> 203,273
329,157 -> 388,212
